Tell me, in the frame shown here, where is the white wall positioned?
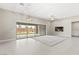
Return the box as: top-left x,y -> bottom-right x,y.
16,13 -> 51,35
0,9 -> 16,41
51,19 -> 71,37
71,16 -> 79,22
51,16 -> 79,37
16,14 -> 49,25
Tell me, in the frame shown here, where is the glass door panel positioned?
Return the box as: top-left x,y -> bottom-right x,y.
38,25 -> 46,36
16,24 -> 27,39
27,25 -> 37,37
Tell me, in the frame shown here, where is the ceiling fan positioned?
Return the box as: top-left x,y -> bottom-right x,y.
49,15 -> 56,21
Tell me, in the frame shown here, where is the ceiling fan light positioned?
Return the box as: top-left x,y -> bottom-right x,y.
50,16 -> 55,21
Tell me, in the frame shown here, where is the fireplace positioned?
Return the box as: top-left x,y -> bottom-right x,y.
55,27 -> 63,32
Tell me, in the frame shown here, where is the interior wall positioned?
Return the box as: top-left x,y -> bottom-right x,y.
51,16 -> 79,37
0,9 -> 16,41
51,19 -> 71,37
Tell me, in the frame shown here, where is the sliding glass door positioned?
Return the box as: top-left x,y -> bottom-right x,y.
16,22 -> 46,39
26,25 -> 37,37
16,24 -> 27,39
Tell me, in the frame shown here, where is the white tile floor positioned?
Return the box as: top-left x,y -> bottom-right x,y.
0,37 -> 79,55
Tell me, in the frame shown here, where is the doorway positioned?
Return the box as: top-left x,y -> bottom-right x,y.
72,21 -> 79,37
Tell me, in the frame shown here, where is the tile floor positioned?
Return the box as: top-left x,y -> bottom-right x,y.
0,37 -> 79,55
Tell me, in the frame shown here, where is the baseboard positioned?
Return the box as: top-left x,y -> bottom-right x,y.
0,39 -> 16,43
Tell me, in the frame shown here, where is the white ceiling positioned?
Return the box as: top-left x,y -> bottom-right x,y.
0,3 -> 79,20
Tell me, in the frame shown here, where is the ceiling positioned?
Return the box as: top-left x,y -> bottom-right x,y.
0,3 -> 79,20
